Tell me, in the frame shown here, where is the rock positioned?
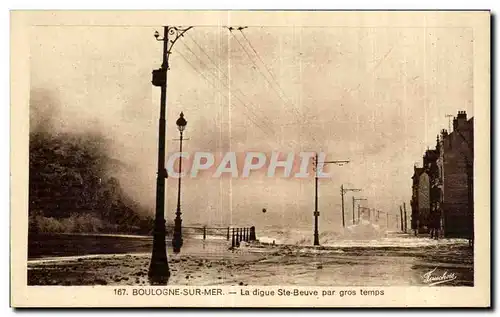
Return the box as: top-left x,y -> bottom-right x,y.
317,265 -> 323,269
95,278 -> 108,285
239,282 -> 244,286
186,275 -> 190,279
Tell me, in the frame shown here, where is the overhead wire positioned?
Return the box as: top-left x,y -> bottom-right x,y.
177,36 -> 301,151
181,36 -> 276,130
174,47 -> 278,144
230,28 -> 305,124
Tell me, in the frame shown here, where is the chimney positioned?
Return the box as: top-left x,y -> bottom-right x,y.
441,129 -> 448,139
456,110 -> 467,130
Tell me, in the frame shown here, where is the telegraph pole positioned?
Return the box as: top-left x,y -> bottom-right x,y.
399,205 -> 404,232
314,153 -> 320,246
352,196 -> 355,225
341,185 -> 361,228
353,197 -> 367,225
313,154 -> 349,245
403,202 -> 408,233
445,114 -> 454,132
341,185 -> 345,228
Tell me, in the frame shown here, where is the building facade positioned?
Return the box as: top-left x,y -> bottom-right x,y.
440,112 -> 474,238
411,111 -> 474,239
410,167 -> 423,233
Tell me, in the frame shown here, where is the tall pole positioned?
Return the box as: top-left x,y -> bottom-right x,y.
313,153 -> 320,246
352,198 -> 367,224
403,203 -> 408,233
314,156 -> 349,242
149,26 -> 170,283
341,185 -> 345,228
352,196 -> 355,225
173,129 -> 184,253
399,205 -> 404,232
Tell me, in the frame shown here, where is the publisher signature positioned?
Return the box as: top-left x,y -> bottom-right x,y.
422,267 -> 457,286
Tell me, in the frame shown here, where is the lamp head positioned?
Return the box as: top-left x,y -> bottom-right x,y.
176,112 -> 187,132
154,30 -> 160,39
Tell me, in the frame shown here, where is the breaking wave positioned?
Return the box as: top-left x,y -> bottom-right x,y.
256,220 -> 469,248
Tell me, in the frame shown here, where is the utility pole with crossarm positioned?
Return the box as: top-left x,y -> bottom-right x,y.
341,185 -> 361,228
312,153 -> 349,246
353,197 -> 367,225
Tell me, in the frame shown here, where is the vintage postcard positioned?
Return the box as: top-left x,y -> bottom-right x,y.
10,10 -> 490,307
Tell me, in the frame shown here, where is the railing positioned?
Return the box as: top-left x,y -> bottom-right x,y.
180,226 -> 256,248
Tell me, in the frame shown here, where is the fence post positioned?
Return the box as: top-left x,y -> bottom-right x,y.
231,228 -> 235,248
246,228 -> 249,241
203,226 -> 206,240
250,226 -> 256,241
236,228 -> 240,247
227,227 -> 230,241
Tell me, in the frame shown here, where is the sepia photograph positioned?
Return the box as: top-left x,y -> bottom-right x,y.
10,10 -> 490,307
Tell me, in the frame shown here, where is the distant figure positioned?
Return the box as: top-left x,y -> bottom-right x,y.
272,240 -> 275,246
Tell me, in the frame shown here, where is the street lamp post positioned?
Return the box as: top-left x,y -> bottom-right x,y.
340,185 -> 361,228
173,112 -> 187,253
313,153 -> 349,246
353,197 -> 367,224
148,25 -> 192,283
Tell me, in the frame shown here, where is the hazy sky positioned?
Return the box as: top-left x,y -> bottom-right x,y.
30,25 -> 473,229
